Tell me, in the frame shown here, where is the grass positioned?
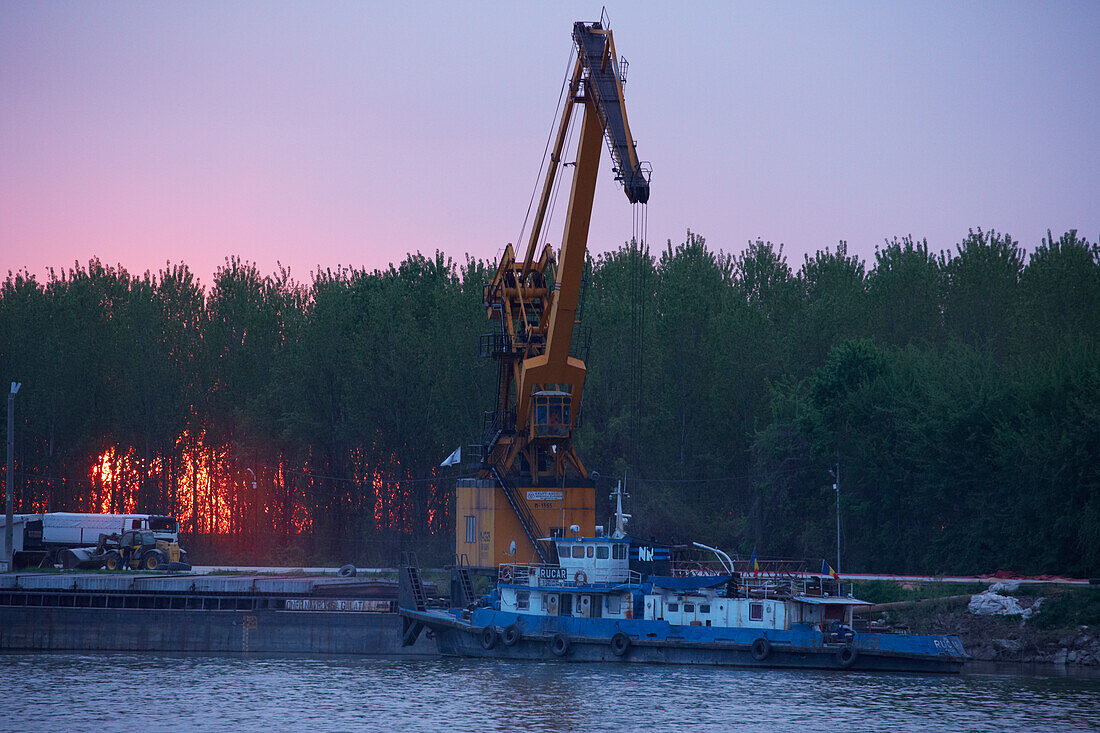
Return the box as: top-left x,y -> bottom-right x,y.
1027,587 -> 1100,630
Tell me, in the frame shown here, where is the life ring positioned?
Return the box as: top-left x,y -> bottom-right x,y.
499,566 -> 512,583
502,623 -> 522,647
837,644 -> 858,668
479,626 -> 498,650
751,636 -> 771,661
574,570 -> 588,586
550,633 -> 570,657
611,631 -> 630,657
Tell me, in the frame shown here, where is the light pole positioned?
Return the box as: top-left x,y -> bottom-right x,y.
6,382 -> 21,572
829,452 -> 840,578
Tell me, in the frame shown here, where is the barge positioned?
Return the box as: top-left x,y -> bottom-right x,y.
0,571 -> 437,655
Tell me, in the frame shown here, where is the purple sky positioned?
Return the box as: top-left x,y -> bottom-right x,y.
3,2 -> 1098,287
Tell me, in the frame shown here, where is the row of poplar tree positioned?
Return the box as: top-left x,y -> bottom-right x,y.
1,228 -> 1097,574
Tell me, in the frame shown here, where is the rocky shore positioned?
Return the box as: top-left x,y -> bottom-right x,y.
867,586 -> 1099,668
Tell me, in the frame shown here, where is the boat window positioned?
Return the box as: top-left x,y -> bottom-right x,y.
750,603 -> 763,621
516,592 -> 530,611
596,546 -> 610,560
667,603 -> 679,612
700,604 -> 711,613
683,603 -> 695,613
613,544 -> 627,560
571,546 -> 585,559
608,595 -> 621,614
586,546 -> 594,558
465,516 -> 476,544
560,594 -> 574,616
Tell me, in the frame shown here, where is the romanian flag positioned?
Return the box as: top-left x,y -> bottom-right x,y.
822,559 -> 840,580
750,548 -> 759,576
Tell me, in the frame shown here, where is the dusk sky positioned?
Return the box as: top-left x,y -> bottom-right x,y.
3,1 -> 1098,287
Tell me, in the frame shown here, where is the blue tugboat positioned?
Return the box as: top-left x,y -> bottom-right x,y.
398,485 -> 968,673
401,16 -> 965,673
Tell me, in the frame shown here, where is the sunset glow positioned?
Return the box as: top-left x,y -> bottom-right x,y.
84,430 -> 446,542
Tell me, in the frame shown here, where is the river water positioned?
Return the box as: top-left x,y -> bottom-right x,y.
3,654 -> 1097,732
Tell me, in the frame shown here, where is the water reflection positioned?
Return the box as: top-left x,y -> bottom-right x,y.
2,654 -> 1098,733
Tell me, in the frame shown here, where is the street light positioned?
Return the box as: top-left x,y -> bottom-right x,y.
6,382 -> 21,572
829,453 -> 840,580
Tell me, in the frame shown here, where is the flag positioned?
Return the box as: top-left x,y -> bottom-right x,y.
440,446 -> 461,467
822,559 -> 840,580
750,547 -> 759,577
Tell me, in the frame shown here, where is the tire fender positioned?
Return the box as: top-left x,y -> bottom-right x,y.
611,631 -> 630,657
502,624 -> 522,647
751,636 -> 771,661
479,626 -> 498,650
550,633 -> 570,657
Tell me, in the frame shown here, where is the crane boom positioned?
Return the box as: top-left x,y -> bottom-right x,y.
522,22 -> 650,275
457,17 -> 650,567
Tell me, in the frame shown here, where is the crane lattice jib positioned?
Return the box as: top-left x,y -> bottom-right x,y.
572,21 -> 650,205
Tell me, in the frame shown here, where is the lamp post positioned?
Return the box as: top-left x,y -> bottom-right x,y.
829,452 -> 840,579
6,382 -> 21,571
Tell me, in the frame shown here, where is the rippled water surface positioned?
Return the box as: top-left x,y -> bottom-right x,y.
3,654 -> 1098,732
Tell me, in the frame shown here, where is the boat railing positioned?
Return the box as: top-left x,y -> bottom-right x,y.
498,562 -> 640,587
671,559 -> 729,576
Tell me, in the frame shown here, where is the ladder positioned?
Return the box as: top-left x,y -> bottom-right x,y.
455,553 -> 475,606
398,551 -> 426,612
491,466 -> 550,563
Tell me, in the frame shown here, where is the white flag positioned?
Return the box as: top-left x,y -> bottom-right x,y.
440,446 -> 461,467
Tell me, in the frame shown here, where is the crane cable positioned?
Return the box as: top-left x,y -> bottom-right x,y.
629,201 -> 648,469
543,104 -> 579,261
516,44 -> 577,258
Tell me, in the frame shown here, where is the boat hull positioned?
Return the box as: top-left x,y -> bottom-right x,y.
402,609 -> 967,674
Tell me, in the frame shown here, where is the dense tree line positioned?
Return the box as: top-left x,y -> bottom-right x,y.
1,229 -> 1097,574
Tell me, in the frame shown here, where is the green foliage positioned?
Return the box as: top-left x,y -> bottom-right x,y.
1,228 -> 1098,574
1028,588 -> 1100,630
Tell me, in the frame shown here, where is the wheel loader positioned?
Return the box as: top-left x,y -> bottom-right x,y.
99,530 -> 188,571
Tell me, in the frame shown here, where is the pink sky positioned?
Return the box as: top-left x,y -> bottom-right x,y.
3,1 -> 1098,287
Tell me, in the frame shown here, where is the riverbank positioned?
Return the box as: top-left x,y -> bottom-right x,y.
854,582 -> 1100,668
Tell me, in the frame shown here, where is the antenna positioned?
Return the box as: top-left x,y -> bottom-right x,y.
610,479 -> 631,539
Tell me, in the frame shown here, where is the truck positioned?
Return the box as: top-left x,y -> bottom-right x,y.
1,512 -> 188,568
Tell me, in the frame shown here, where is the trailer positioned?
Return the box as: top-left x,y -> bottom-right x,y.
1,512 -> 185,568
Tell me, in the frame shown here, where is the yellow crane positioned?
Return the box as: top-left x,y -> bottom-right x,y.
456,17 -> 650,567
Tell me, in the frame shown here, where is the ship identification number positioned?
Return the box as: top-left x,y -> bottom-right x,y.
285,599 -> 391,612
538,567 -> 569,580
526,491 -> 563,501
